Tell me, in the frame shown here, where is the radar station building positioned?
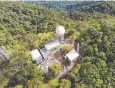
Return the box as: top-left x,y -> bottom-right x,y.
56,25 -> 65,41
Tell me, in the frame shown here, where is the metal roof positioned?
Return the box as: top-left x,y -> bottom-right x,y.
66,49 -> 79,62
30,49 -> 42,61
45,39 -> 60,50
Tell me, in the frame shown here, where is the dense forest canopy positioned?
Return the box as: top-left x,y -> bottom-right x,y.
0,1 -> 115,88
37,1 -> 100,12
37,1 -> 115,14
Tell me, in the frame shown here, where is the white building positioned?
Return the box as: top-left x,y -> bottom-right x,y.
56,25 -> 65,41
44,39 -> 60,51
65,49 -> 79,62
30,49 -> 42,64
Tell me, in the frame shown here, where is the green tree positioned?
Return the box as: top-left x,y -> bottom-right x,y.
98,52 -> 107,60
14,85 -> 23,88
59,79 -> 71,88
26,78 -> 45,88
69,64 -> 81,78
62,44 -> 72,53
87,45 -> 94,56
48,79 -> 58,88
49,64 -> 63,78
69,32 -> 80,43
95,79 -> 103,87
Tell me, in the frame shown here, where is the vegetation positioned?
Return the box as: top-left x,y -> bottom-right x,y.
26,78 -> 45,88
78,24 -> 115,87
48,79 -> 58,88
69,64 -> 81,79
49,64 -> 63,78
0,1 -> 115,88
37,1 -> 101,12
62,44 -> 72,53
59,79 -> 71,88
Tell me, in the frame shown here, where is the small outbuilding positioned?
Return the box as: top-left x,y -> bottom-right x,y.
65,49 -> 79,62
30,49 -> 42,64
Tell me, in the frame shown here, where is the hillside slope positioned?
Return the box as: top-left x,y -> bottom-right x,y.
37,1 -> 97,11
0,1 -> 115,88
81,1 -> 115,15
0,2 -> 78,88
38,1 -> 115,16
0,2 -> 75,33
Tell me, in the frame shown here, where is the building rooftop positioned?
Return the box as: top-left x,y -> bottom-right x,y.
30,49 -> 42,61
66,49 -> 79,62
44,39 -> 60,50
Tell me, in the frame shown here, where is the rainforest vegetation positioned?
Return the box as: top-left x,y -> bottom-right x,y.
0,1 -> 115,88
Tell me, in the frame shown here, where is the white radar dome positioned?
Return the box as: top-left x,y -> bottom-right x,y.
56,25 -> 65,36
